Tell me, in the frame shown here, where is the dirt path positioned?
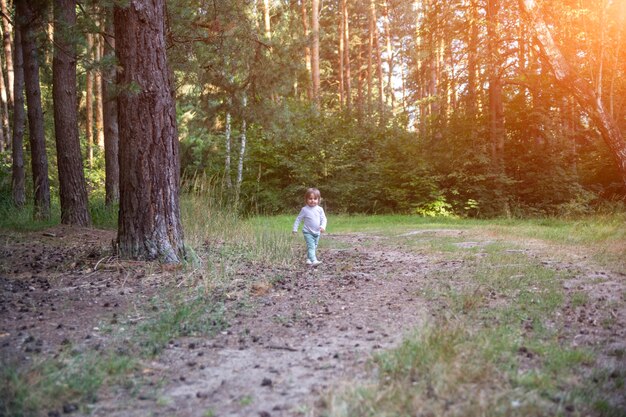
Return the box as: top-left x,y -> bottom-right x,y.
1,226 -> 625,416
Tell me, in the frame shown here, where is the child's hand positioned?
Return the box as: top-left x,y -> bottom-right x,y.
320,227 -> 325,233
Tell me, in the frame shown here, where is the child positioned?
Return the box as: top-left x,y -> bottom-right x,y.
292,188 -> 327,266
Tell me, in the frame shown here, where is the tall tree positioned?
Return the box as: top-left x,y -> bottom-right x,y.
519,0 -> 626,189
94,20 -> 104,149
85,32 -> 94,167
102,12 -> 119,206
11,28 -> 25,207
1,0 -> 14,108
342,0 -> 352,114
487,0 -> 504,167
300,0 -> 312,101
53,0 -> 91,226
0,45 -> 10,147
16,0 -> 51,220
114,0 -> 186,263
311,0 -> 320,109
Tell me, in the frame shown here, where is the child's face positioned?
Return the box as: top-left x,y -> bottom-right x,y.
306,194 -> 319,207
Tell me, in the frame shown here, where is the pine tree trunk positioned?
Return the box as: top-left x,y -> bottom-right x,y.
53,0 -> 91,226
300,0 -> 312,101
520,0 -> 626,189
1,0 -> 14,108
367,0 -> 374,117
11,28 -> 25,207
0,42 -> 10,144
94,25 -> 105,149
311,0 -> 320,109
115,0 -> 185,263
382,0 -> 394,110
338,8 -> 344,109
263,0 -> 271,40
343,0 -> 352,114
466,0 -> 479,119
86,33 -> 94,167
17,0 -> 51,220
487,0 -> 504,167
102,12 -> 119,206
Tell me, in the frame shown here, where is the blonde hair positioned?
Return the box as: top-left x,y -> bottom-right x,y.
305,188 -> 321,201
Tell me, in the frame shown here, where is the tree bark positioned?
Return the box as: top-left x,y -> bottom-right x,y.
102,13 -> 119,206
236,93 -> 247,202
11,28 -> 25,207
94,24 -> 104,149
466,0 -> 479,118
115,0 -> 185,263
300,0 -> 312,101
382,0 -> 394,110
519,0 -> 626,188
0,42 -> 10,148
86,33 -> 94,167
53,0 -> 91,226
342,0 -> 352,114
487,0 -> 504,167
1,0 -> 14,108
311,0 -> 320,109
224,108 -> 232,189
263,0 -> 271,40
17,0 -> 51,220
338,6 -> 344,109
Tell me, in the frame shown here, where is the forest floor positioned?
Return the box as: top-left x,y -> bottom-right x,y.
1,224 -> 625,417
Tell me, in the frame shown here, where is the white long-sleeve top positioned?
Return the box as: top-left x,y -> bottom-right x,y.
293,205 -> 327,234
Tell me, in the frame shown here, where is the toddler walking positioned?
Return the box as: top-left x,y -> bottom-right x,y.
292,188 -> 327,266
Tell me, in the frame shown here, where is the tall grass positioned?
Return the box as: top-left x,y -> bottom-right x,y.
181,176 -> 296,267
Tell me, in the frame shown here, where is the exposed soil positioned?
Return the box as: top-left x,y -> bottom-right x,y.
1,225 -> 625,417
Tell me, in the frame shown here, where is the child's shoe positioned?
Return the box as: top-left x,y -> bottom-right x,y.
306,259 -> 312,265
311,260 -> 322,267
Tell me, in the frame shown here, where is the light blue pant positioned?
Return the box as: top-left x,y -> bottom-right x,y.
303,231 -> 320,262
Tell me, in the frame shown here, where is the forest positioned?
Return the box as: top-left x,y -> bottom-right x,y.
1,0 -> 625,228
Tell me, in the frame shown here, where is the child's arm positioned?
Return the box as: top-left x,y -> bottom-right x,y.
293,208 -> 304,234
319,207 -> 327,232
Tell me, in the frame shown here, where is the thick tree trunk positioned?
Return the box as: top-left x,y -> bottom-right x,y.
1,0 -> 14,107
17,0 -> 51,220
519,0 -> 626,188
311,0 -> 320,109
86,33 -> 94,167
53,0 -> 91,226
102,13 -> 119,206
11,28 -> 25,207
115,0 -> 185,263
